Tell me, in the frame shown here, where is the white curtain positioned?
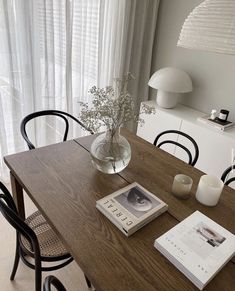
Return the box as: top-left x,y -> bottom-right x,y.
0,0 -> 159,181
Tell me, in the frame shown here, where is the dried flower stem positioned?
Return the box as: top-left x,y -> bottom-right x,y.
79,73 -> 155,134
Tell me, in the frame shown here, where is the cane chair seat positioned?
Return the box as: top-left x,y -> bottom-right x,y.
0,181 -> 91,291
21,211 -> 68,258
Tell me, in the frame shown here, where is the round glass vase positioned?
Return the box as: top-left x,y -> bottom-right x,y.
90,128 -> 131,174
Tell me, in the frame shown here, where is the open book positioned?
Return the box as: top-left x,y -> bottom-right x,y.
154,211 -> 235,290
96,182 -> 168,236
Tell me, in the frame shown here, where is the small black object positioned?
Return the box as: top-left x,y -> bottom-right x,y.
218,109 -> 229,122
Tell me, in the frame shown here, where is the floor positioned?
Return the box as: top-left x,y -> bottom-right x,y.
0,188 -> 91,291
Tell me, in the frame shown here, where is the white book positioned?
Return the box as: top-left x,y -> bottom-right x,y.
96,182 -> 168,236
197,115 -> 235,131
154,211 -> 235,290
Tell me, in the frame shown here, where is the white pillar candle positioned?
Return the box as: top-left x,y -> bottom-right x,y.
172,174 -> 193,199
196,175 -> 224,206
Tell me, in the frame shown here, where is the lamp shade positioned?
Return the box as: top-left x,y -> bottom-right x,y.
148,67 -> 193,109
177,0 -> 235,55
148,67 -> 193,93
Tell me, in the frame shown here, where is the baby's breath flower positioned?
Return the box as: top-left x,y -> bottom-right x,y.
79,73 -> 155,133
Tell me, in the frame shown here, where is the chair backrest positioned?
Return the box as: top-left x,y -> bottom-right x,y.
43,275 -> 67,291
20,110 -> 93,150
221,165 -> 235,186
153,130 -> 199,166
0,182 -> 40,257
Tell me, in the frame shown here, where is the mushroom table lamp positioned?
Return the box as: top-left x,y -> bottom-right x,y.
148,67 -> 193,109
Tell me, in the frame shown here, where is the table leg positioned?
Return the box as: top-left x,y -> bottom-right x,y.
10,171 -> 25,219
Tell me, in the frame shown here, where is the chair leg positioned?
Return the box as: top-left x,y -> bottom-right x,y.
85,274 -> 92,288
35,258 -> 42,291
10,239 -> 20,280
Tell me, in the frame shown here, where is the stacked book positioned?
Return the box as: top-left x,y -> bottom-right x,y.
197,115 -> 235,131
154,211 -> 235,290
96,182 -> 168,236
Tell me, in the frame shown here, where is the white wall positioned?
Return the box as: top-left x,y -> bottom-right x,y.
151,0 -> 235,121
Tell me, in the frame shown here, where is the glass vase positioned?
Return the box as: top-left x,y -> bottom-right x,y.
90,128 -> 131,174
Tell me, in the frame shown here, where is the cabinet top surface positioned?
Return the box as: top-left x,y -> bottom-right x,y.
143,101 -> 235,140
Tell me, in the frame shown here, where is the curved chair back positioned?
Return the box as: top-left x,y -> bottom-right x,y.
0,181 -> 41,253
43,275 -> 67,291
0,182 -> 42,289
221,165 -> 235,186
0,182 -> 17,213
153,130 -> 199,166
20,110 -> 93,150
0,182 -> 78,291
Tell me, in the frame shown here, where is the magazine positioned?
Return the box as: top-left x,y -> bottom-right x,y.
154,211 -> 235,290
96,182 -> 168,236
197,115 -> 235,131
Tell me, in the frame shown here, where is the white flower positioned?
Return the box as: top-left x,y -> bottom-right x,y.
79,73 -> 155,133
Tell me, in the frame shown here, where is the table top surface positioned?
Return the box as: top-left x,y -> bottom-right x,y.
4,128 -> 235,291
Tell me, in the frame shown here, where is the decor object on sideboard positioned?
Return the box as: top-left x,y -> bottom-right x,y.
177,0 -> 235,55
148,67 -> 193,109
210,109 -> 217,120
198,110 -> 235,131
79,73 -> 155,174
218,109 -> 229,122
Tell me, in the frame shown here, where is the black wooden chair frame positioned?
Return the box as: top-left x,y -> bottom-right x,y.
0,181 -> 73,291
20,110 -> 93,150
153,130 -> 199,166
221,165 -> 235,186
43,275 -> 67,291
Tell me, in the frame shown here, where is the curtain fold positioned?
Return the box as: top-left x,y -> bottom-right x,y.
98,0 -> 160,130
0,0 -> 160,181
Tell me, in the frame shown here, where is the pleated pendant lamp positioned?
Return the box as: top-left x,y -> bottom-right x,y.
177,0 -> 235,55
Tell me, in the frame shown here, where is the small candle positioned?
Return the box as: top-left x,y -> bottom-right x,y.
218,109 -> 229,122
172,174 -> 193,199
196,175 -> 224,206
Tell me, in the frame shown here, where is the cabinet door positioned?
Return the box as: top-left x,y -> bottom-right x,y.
137,108 -> 182,154
175,120 -> 235,179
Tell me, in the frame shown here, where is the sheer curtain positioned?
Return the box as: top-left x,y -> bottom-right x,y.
0,0 -> 159,181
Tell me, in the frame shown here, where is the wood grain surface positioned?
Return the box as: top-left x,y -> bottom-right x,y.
4,130 -> 235,291
75,129 -> 235,232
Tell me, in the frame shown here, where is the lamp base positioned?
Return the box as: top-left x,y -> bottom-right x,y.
156,90 -> 180,109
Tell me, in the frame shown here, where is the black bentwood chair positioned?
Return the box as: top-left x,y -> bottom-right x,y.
19,110 -> 93,289
221,165 -> 235,186
153,130 -> 199,166
0,181 -> 74,291
43,275 -> 67,291
20,110 -> 93,150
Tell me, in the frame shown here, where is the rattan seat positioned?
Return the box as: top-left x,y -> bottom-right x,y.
21,211 -> 68,258
0,181 -> 92,291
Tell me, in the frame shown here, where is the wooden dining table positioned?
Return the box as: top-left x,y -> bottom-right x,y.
4,128 -> 235,291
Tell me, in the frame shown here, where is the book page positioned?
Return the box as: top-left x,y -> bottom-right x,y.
155,211 -> 235,286
181,222 -> 226,259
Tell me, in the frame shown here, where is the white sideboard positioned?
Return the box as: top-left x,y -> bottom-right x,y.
137,101 -> 235,181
